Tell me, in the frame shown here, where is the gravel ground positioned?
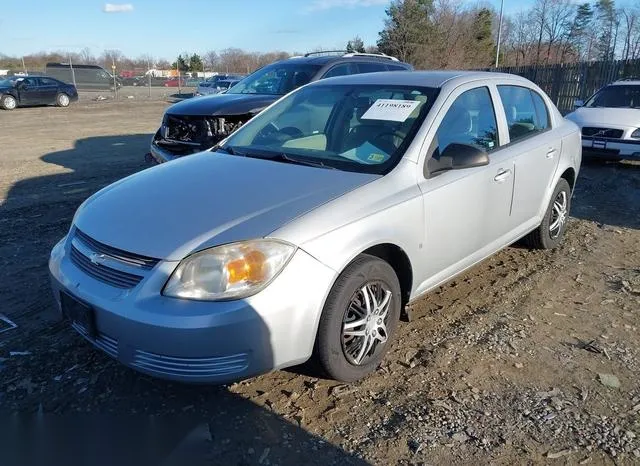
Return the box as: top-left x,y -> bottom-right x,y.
0,101 -> 639,466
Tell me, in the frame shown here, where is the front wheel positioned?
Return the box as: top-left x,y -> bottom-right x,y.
1,94 -> 17,110
522,178 -> 571,249
315,254 -> 401,382
56,93 -> 70,107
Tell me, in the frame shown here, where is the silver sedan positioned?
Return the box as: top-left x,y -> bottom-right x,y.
49,71 -> 581,383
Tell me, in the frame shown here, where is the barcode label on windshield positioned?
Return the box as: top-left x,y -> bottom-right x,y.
361,99 -> 421,122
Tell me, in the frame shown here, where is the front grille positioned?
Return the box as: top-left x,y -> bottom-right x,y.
582,127 -> 624,139
75,229 -> 159,270
70,245 -> 143,289
132,349 -> 249,379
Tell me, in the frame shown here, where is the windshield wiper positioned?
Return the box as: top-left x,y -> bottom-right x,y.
215,145 -> 236,155
235,148 -> 336,170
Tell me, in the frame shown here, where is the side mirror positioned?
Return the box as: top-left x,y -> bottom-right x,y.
430,143 -> 490,175
574,99 -> 584,109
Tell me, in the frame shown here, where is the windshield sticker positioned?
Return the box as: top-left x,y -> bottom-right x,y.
361,99 -> 421,122
340,142 -> 390,164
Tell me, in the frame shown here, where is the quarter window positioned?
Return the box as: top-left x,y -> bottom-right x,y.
387,64 -> 409,71
431,86 -> 498,160
497,85 -> 549,142
357,63 -> 388,74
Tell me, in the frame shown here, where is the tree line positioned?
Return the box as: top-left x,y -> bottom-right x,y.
1,0 -> 639,74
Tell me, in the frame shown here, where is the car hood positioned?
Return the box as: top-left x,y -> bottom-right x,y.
566,107 -> 640,128
74,152 -> 377,261
166,93 -> 280,117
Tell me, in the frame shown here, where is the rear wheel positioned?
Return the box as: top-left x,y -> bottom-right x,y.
315,254 -> 401,382
56,93 -> 70,107
1,94 -> 17,110
522,178 -> 571,249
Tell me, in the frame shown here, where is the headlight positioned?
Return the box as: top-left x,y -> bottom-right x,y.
163,240 -> 296,301
631,128 -> 640,139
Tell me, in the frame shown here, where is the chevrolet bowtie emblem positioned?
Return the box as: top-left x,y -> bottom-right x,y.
90,253 -> 107,265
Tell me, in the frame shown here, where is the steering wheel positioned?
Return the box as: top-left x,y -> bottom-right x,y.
371,130 -> 404,155
254,123 -> 304,145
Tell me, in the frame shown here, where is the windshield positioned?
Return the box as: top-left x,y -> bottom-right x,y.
585,85 -> 640,109
220,84 -> 438,174
226,63 -> 321,96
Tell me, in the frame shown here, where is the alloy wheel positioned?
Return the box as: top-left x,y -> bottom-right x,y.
4,96 -> 16,109
59,94 -> 69,106
341,282 -> 392,366
549,190 -> 568,239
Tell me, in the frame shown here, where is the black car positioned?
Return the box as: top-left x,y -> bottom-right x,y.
149,52 -> 413,163
0,76 -> 79,110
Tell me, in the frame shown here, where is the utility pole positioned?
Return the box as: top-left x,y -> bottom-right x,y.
69,54 -> 77,88
21,56 -> 27,75
495,0 -> 505,68
112,57 -> 118,99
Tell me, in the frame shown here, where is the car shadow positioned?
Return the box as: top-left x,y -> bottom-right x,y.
571,160 -> 640,230
0,134 -> 367,466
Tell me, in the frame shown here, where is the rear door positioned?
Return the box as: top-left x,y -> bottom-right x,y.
37,77 -> 59,103
495,85 -> 560,228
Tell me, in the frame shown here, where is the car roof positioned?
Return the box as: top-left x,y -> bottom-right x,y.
306,70 -> 532,88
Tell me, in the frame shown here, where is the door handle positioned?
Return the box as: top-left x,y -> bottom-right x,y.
546,148 -> 557,159
494,169 -> 512,182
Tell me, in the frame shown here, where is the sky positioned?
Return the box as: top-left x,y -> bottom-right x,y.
1,0 -> 536,60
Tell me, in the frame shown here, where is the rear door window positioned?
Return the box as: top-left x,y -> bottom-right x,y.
497,85 -> 548,142
39,77 -> 58,86
387,64 -> 409,71
322,63 -> 356,79
531,91 -> 550,130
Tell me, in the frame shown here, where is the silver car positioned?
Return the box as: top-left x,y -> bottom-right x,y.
49,71 -> 581,383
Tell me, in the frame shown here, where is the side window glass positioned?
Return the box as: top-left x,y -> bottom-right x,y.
386,64 -> 408,71
357,63 -> 387,74
431,86 -> 498,160
531,90 -> 550,131
322,64 -> 353,79
497,85 -> 541,142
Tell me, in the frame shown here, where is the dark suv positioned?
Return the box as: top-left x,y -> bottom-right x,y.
149,52 -> 413,163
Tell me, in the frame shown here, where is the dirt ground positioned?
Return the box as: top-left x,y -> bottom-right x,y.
0,100 -> 638,466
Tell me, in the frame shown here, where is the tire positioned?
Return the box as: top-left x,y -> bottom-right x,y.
522,178 -> 571,250
315,254 -> 402,382
1,94 -> 17,110
56,93 -> 70,107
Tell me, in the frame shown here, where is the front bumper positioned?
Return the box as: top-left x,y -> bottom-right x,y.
581,137 -> 640,159
49,235 -> 336,384
149,129 -> 205,164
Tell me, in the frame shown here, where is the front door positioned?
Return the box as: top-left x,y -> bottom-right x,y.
17,77 -> 41,105
416,85 -> 515,290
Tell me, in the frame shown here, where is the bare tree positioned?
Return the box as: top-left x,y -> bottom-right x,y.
533,0 -> 551,65
203,50 -> 219,72
544,0 -> 574,64
620,7 -> 639,60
